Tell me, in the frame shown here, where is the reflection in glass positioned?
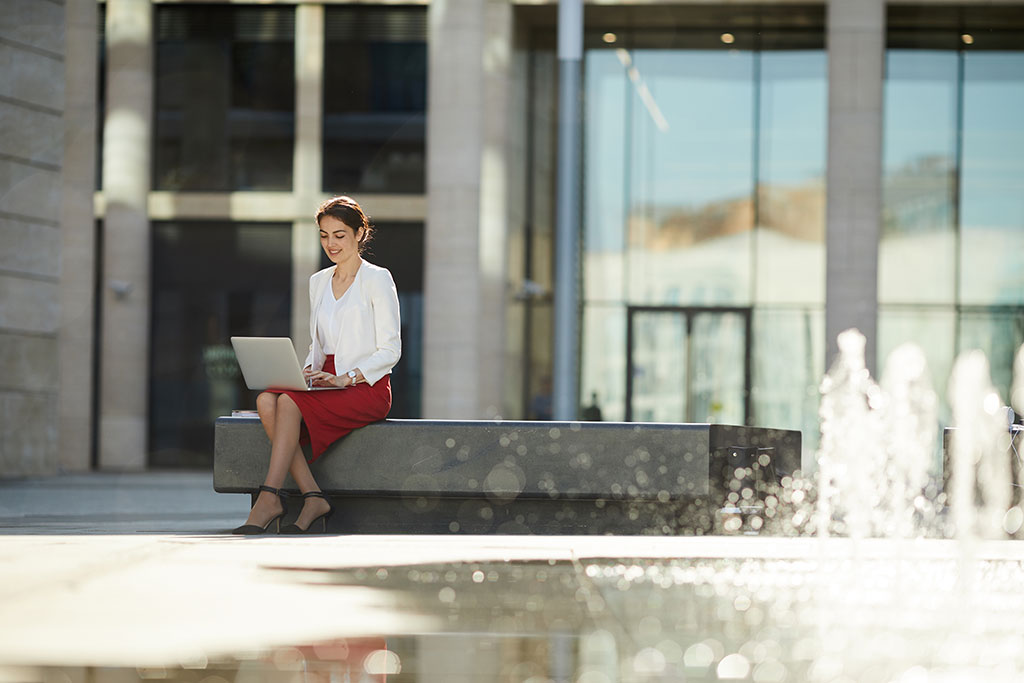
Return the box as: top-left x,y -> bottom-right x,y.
580,305 -> 626,422
630,311 -> 686,422
322,7 -> 427,194
154,6 -> 295,191
150,222 -> 292,468
960,52 -> 1024,305
583,50 -> 627,303
626,49 -> 755,306
880,50 -> 958,305
752,307 -> 823,461
756,50 -> 827,305
691,312 -> 746,424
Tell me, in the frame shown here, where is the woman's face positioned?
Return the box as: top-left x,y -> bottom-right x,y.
319,215 -> 361,264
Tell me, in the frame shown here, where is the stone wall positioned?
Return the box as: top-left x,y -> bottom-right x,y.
0,0 -> 67,476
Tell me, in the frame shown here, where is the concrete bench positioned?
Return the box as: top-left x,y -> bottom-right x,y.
214,417 -> 801,534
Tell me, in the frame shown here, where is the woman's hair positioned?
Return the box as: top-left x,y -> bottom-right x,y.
315,196 -> 373,253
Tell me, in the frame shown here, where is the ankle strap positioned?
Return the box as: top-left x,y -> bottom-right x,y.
303,490 -> 327,499
259,484 -> 285,497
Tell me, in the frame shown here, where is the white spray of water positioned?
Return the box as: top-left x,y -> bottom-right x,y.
817,330 -> 886,538
817,331 -> 942,539
880,343 -> 938,538
948,350 -> 1012,540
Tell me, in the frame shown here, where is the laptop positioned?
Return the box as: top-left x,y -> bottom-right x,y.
230,337 -> 340,391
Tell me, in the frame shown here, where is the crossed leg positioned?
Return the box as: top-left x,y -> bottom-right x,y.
241,392 -> 331,529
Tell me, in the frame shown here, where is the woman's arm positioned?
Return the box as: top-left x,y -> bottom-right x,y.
350,269 -> 402,385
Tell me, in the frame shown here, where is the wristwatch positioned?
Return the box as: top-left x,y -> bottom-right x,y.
347,370 -> 358,385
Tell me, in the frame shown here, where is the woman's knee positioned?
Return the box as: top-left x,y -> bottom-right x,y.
276,393 -> 301,417
256,392 -> 277,414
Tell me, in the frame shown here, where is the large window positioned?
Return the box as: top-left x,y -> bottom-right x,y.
880,14 -> 1024,418
154,6 -> 295,191
322,7 -> 427,194
149,222 -> 292,468
579,22 -> 826,444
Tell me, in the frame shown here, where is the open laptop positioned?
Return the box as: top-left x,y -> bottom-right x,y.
230,337 -> 340,391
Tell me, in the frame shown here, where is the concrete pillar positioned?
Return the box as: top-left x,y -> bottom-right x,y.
825,0 -> 885,374
99,0 -> 153,469
0,0 -> 65,476
424,0 -> 512,419
291,4 -> 325,359
59,0 -> 99,471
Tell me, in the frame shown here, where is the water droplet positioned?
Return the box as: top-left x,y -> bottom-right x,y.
717,653 -> 751,679
683,642 -> 715,668
633,647 -> 666,674
363,649 -> 401,675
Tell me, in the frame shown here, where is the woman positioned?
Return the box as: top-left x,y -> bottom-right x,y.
233,196 -> 401,534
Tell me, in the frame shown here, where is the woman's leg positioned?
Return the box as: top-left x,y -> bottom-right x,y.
244,389 -> 327,528
257,391 -> 308,476
243,393 -> 310,527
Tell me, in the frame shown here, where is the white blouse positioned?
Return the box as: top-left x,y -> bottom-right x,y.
304,260 -> 402,386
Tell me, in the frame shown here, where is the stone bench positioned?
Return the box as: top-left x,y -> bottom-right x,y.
214,417 -> 801,534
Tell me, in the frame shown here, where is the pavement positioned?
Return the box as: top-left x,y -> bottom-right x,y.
5,472 -> 1024,681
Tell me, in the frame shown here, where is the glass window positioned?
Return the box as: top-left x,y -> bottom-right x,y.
756,50 -> 827,305
579,26 -> 825,427
880,50 -> 958,305
691,311 -> 747,424
154,6 -> 295,191
580,304 -> 627,422
960,51 -> 1024,305
629,310 -> 688,423
752,307 -> 823,462
149,222 -> 292,467
323,7 -> 427,194
625,47 -> 755,306
583,49 -> 628,304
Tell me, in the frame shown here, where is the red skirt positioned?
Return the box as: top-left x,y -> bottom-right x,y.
267,355 -> 392,462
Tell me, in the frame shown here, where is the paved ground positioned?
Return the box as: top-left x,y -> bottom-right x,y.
5,472 -> 1024,681
0,471 -> 249,535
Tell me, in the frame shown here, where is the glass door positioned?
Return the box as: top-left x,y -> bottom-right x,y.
626,307 -> 751,424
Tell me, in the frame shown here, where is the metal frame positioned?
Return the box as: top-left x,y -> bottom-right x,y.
625,305 -> 753,424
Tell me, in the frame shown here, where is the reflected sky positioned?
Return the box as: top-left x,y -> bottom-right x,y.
15,546 -> 1024,682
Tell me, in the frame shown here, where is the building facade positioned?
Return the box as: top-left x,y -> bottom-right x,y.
1,0 -> 1023,475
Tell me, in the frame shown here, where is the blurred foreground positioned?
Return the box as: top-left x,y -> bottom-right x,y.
3,474 -> 1024,682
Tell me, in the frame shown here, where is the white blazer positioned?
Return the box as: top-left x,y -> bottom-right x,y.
303,260 -> 402,386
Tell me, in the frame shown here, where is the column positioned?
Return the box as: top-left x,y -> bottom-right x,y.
59,0 -> 99,471
99,0 -> 153,469
825,0 -> 885,374
424,0 -> 512,419
291,4 -> 325,359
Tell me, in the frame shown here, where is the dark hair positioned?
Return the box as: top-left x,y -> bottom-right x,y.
315,196 -> 373,253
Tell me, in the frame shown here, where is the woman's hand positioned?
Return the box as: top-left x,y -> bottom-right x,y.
303,368 -> 347,388
301,368 -> 337,385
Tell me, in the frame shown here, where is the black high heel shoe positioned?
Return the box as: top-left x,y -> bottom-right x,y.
232,485 -> 288,535
280,491 -> 334,534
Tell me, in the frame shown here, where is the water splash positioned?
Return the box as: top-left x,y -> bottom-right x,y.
879,343 -> 940,538
816,329 -> 887,538
948,350 -> 1012,540
815,331 -> 949,539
